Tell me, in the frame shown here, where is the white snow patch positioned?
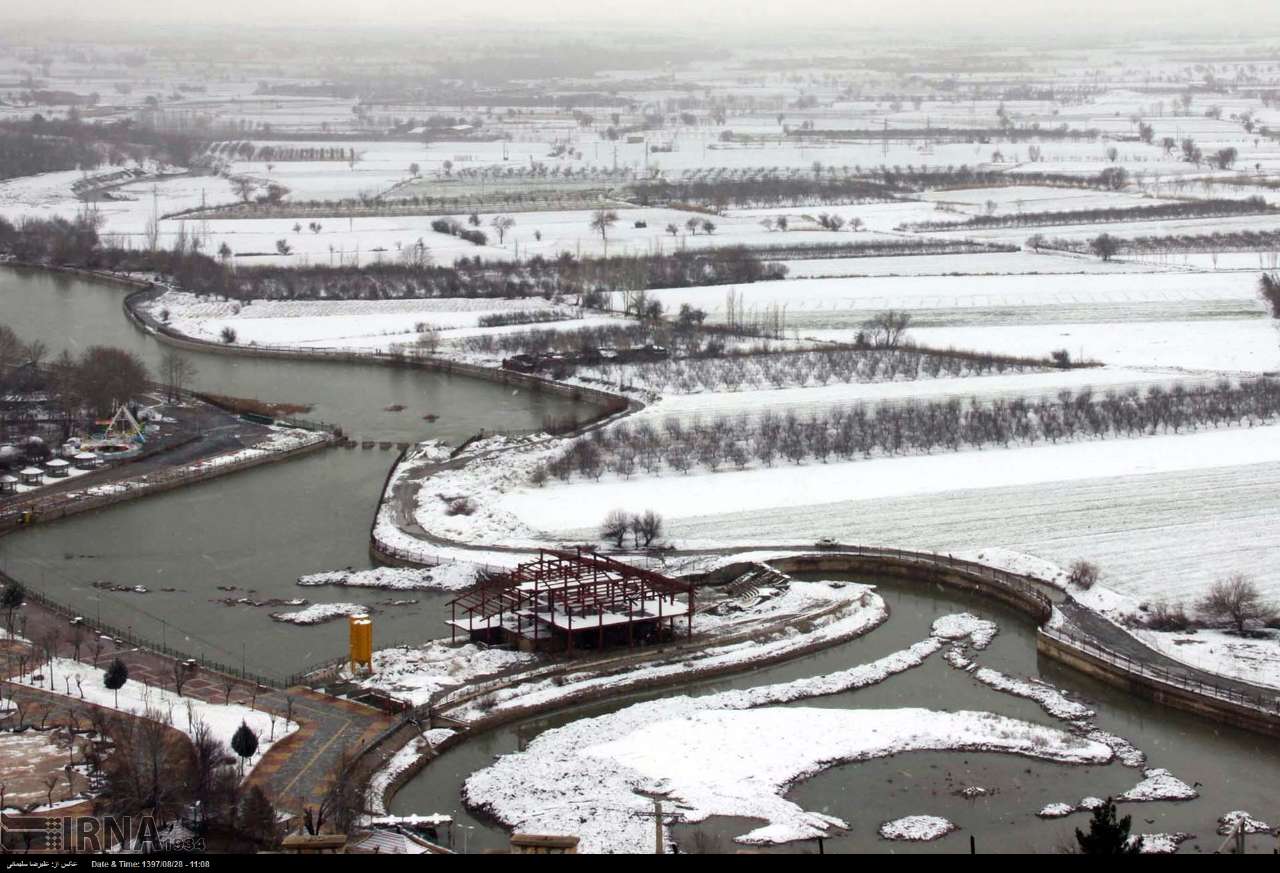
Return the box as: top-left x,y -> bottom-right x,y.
270,602 -> 367,625
877,814 -> 957,841
1117,768 -> 1198,803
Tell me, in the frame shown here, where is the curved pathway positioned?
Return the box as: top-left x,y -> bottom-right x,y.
1055,599 -> 1279,704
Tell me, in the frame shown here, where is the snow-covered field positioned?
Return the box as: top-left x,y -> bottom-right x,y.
143,290 -> 624,352
425,420 -> 1280,609
629,271 -> 1264,330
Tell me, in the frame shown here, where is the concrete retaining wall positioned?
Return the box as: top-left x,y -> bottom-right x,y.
1037,630 -> 1280,738
767,552 -> 1054,624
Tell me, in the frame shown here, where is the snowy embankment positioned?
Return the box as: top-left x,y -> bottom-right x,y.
60,427 -> 326,503
449,580 -> 888,721
298,562 -> 478,592
960,547 -> 1280,693
1128,628 -> 1280,691
365,728 -> 457,815
462,613 -> 1111,852
15,657 -> 295,776
270,602 -> 368,625
356,642 -> 537,708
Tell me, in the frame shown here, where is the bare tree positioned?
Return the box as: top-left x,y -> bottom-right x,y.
600,509 -> 631,548
172,661 -> 192,697
631,510 -> 664,548
1199,574 -> 1274,634
231,176 -> 257,203
489,214 -> 516,245
1090,233 -> 1120,261
862,310 -> 912,348
589,209 -> 619,252
159,350 -> 198,401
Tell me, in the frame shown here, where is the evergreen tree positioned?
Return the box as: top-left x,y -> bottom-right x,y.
238,784 -> 278,848
1,579 -> 23,631
103,657 -> 129,708
1075,798 -> 1141,854
230,721 -> 259,774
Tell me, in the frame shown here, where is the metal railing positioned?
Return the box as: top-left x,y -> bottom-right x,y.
1040,624 -> 1280,716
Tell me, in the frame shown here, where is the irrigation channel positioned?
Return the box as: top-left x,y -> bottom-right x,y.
392,574 -> 1280,853
0,266 -> 592,677
2,267 -> 1278,853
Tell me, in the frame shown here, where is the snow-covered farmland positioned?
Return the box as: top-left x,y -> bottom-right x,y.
779,249 -> 1171,278
143,290 -> 627,351
624,270 -> 1279,371
628,271 -> 1265,331
494,423 -> 1280,603
622,365 -> 1212,425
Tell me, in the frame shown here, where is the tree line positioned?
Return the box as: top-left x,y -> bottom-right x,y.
901,197 -> 1273,232
534,377 -> 1280,483
627,176 -> 899,209
0,116 -> 200,180
580,344 -> 1064,395
1040,229 -> 1280,258
0,216 -> 788,304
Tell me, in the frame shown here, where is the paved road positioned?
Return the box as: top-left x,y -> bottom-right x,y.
1056,599 -> 1279,704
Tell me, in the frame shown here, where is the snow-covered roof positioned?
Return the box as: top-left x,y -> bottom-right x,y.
349,829 -> 443,854
369,814 -> 453,827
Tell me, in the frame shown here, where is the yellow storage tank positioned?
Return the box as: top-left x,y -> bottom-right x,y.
348,613 -> 373,673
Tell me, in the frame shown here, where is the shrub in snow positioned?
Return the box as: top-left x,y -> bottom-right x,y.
1143,600 -> 1190,631
1067,560 -> 1100,590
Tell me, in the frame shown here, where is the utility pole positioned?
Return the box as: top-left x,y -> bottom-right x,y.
654,799 -> 663,854
632,794 -> 687,854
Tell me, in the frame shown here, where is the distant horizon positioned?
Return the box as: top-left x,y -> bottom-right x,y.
6,1 -> 1280,44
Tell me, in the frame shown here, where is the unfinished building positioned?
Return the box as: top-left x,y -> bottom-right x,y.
446,548 -> 694,653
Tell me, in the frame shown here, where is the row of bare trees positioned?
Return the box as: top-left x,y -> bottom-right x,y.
901,196 -> 1272,232
537,377 -> 1280,483
579,344 -> 1058,395
599,509 -> 664,548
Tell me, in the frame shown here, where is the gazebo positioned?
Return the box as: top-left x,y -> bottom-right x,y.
18,467 -> 43,486
0,475 -> 17,494
73,452 -> 101,470
45,458 -> 71,478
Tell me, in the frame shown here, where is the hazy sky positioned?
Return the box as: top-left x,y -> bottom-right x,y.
8,0 -> 1280,37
